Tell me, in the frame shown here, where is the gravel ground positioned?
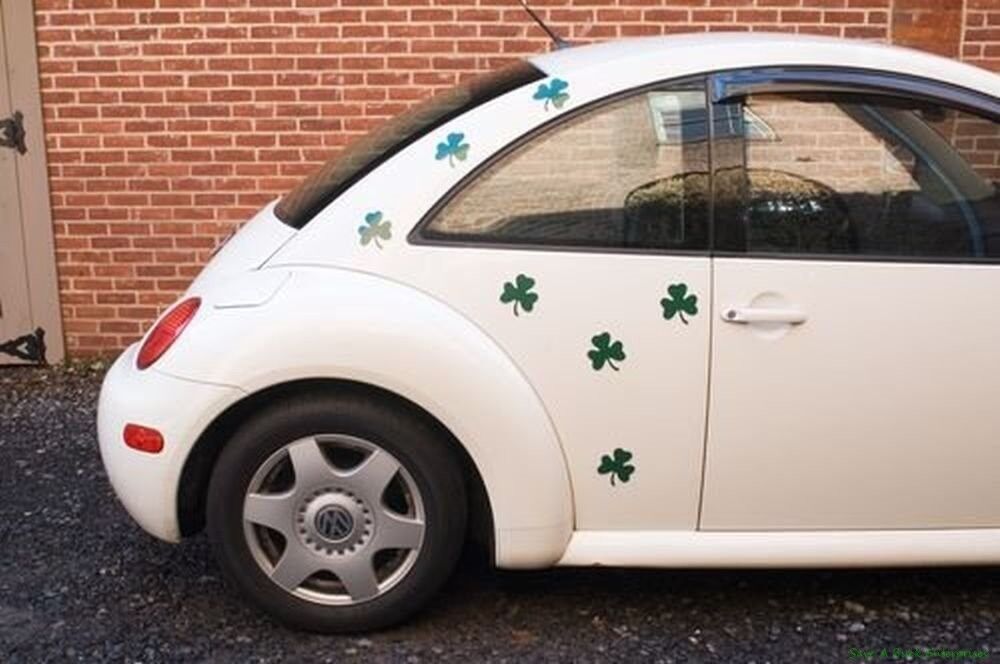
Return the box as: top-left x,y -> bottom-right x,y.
2,364 -> 999,663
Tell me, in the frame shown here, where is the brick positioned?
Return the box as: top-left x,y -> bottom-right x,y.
31,0 -> 996,356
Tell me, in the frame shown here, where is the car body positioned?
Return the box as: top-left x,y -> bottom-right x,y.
98,33 -> 1000,631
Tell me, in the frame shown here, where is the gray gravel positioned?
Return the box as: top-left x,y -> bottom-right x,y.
2,365 -> 999,663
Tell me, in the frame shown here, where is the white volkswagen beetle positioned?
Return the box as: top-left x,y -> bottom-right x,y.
98,33 -> 1000,632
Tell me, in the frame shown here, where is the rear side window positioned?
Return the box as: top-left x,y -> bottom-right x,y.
275,62 -> 545,229
418,81 -> 711,252
714,92 -> 1000,260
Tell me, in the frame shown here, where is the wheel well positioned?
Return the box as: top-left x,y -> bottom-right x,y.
176,378 -> 495,560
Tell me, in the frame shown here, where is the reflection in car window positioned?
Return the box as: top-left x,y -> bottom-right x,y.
421,82 -> 711,251
275,62 -> 545,229
648,91 -> 775,144
715,93 -> 1000,260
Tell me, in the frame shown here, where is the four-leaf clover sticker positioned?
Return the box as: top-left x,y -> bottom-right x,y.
499,274 -> 538,317
660,282 -> 698,325
435,132 -> 470,167
598,448 -> 635,486
533,78 -> 570,111
588,332 -> 626,372
358,210 -> 392,249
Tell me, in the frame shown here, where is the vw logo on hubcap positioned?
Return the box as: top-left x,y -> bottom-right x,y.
314,505 -> 355,542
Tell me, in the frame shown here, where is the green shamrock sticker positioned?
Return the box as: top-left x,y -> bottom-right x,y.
499,274 -> 538,317
598,448 -> 635,486
588,332 -> 626,372
358,210 -> 391,249
660,283 -> 698,324
435,132 -> 470,167
533,78 -> 570,111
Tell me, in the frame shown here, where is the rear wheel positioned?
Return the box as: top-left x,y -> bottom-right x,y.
206,392 -> 467,632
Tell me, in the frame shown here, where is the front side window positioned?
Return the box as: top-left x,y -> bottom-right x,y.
714,92 -> 1000,260
419,81 -> 711,252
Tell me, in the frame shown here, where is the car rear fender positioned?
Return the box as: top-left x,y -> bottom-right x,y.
156,266 -> 574,568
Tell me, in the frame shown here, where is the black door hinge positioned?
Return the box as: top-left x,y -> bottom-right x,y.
0,328 -> 47,364
0,111 -> 27,155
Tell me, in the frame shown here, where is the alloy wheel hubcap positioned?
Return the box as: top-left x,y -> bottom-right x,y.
242,434 -> 425,606
298,488 -> 371,554
313,504 -> 355,542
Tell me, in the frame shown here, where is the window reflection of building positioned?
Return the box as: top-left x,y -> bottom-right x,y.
428,88 -> 710,250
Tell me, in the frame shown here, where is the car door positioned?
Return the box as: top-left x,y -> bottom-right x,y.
407,80 -> 715,531
702,71 -> 1000,529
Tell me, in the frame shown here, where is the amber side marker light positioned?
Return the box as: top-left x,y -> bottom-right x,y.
123,423 -> 164,454
136,297 -> 201,370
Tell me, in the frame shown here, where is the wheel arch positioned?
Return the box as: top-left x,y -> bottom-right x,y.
177,377 -> 495,560
166,268 -> 574,568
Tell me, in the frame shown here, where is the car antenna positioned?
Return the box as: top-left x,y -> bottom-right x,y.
517,0 -> 571,50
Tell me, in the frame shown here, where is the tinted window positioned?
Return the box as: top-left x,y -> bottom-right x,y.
715,93 -> 1000,260
419,82 -> 711,251
275,62 -> 545,229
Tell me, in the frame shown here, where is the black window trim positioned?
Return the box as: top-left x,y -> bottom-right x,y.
410,66 -> 1000,263
711,67 -> 1000,120
711,66 -> 1000,265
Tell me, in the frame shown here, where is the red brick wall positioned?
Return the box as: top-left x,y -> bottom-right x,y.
891,0 -> 964,57
964,0 -> 1000,71
31,0 -> 998,356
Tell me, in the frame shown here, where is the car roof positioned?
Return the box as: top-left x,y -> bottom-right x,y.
528,33 -> 1000,99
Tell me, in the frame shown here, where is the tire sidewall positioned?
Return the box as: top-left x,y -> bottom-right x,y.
206,392 -> 467,633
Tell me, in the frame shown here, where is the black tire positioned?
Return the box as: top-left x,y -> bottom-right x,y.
206,389 -> 467,633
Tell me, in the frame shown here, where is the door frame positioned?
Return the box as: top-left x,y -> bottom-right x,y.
0,0 -> 62,365
700,68 -> 1000,531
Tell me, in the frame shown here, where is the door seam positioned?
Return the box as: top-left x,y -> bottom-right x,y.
694,257 -> 714,530
695,77 -> 718,530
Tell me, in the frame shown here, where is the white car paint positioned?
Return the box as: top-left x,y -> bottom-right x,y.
559,530 -> 1000,568
98,344 -> 245,541
704,258 -> 1000,530
99,33 -> 1000,570
153,267 -> 574,567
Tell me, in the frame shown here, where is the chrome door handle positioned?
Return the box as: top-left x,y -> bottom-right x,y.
721,306 -> 807,325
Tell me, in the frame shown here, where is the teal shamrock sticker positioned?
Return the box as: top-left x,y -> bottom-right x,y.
358,210 -> 391,249
598,448 -> 635,486
435,132 -> 470,167
533,78 -> 570,111
588,332 -> 625,372
499,274 -> 538,317
660,283 -> 698,324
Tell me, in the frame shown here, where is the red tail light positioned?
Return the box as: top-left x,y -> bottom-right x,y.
136,297 -> 201,370
123,423 -> 164,454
